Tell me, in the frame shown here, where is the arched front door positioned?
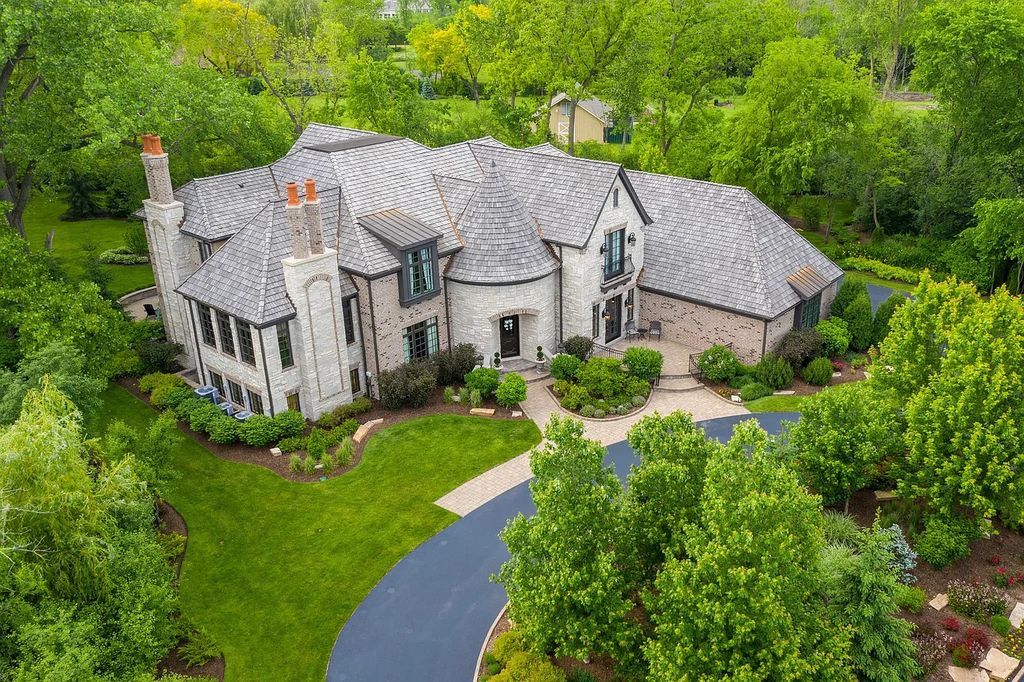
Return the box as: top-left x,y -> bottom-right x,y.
499,315 -> 520,358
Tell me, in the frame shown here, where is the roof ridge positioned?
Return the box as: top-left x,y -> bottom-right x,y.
626,168 -> 750,193
740,191 -> 774,315
467,142 -> 623,171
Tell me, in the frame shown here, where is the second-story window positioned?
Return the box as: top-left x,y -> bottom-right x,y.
343,296 -> 357,345
216,310 -> 235,356
198,304 -> 216,347
277,322 -> 294,368
198,241 -> 213,262
560,101 -> 571,116
603,229 -> 625,280
237,319 -> 256,365
407,247 -> 434,298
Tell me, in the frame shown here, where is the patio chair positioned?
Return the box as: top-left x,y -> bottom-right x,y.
625,319 -> 640,341
648,320 -> 662,342
143,303 -> 158,319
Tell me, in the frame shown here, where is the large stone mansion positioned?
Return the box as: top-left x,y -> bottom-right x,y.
138,124 -> 841,419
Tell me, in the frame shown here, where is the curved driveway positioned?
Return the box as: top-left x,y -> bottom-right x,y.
327,412 -> 798,682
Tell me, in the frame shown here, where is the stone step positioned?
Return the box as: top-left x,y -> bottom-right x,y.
654,376 -> 702,392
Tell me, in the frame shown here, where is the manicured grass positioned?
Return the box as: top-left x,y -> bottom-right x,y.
744,394 -> 807,413
98,385 -> 540,682
844,270 -> 917,294
23,194 -> 154,298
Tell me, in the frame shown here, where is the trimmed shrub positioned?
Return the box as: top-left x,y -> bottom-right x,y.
207,415 -> 239,444
876,523 -> 917,584
728,374 -> 754,389
831,278 -> 869,319
464,367 -> 501,399
775,328 -> 824,369
624,376 -> 650,398
551,379 -> 572,397
838,257 -> 920,284
153,384 -> 192,409
576,357 -> 626,399
631,395 -> 646,407
496,373 -> 527,407
559,385 -> 591,411
802,357 -> 834,386
273,410 -> 306,439
872,295 -> 907,346
380,362 -> 437,409
579,404 -> 597,418
561,335 -> 594,361
592,409 -> 606,419
753,353 -> 794,390
493,652 -> 565,682
492,630 -> 526,667
623,346 -> 663,381
140,372 -> 184,394
278,435 -> 307,453
435,343 -> 479,386
816,318 -> 851,356
894,586 -> 926,613
172,397 -> 207,422
319,396 -> 375,427
188,401 -> 223,433
696,344 -> 741,381
238,414 -> 281,447
137,340 -> 183,374
549,353 -> 583,381
843,293 -> 874,352
739,382 -> 773,401
915,514 -> 978,569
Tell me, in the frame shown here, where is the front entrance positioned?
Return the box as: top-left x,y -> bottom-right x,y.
499,315 -> 520,358
604,294 -> 622,342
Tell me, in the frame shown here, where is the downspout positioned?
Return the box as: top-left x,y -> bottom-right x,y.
761,319 -> 768,359
257,326 -> 275,416
355,286 -> 369,397
558,246 -> 564,345
367,276 -> 381,397
186,298 -> 206,382
443,277 -> 453,351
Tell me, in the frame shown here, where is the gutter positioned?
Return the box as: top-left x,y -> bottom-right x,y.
367,277 -> 382,393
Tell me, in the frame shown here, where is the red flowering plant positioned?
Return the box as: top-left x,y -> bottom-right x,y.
831,359 -> 846,372
941,615 -> 961,631
993,567 -> 1024,588
990,555 -> 1003,566
949,628 -> 990,667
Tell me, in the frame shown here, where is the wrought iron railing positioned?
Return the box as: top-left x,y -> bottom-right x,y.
688,342 -> 734,379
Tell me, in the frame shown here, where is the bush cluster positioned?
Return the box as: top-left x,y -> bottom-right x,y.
775,329 -> 824,369
316,396 -> 373,428
561,335 -> 594,361
696,344 -> 741,381
98,246 -> 150,265
495,373 -> 527,408
435,343 -> 479,386
555,353 -> 649,417
482,630 -> 564,682
816,318 -> 851,356
465,367 -> 501,399
838,257 -> 920,284
830,279 -> 870,320
380,361 -> 437,410
752,353 -> 793,390
802,357 -> 834,386
623,346 -> 663,381
549,353 -> 583,381
914,514 -> 978,569
739,382 -> 772,401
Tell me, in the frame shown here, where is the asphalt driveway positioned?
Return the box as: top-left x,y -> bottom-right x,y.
327,412 -> 798,682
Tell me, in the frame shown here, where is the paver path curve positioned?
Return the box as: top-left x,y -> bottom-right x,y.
327,412 -> 798,682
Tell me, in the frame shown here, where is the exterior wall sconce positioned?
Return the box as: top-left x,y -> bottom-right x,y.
602,306 -> 612,320
627,232 -> 636,245
599,244 -> 607,254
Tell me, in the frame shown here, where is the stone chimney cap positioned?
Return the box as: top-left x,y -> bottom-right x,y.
304,178 -> 318,202
286,182 -> 301,207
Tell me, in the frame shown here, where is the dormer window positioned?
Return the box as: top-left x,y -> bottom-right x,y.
406,246 -> 435,298
358,209 -> 443,307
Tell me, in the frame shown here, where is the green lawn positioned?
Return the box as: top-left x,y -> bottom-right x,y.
23,194 -> 155,298
98,385 -> 541,681
744,394 -> 807,413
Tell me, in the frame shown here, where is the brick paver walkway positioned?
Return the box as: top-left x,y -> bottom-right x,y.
435,452 -> 535,516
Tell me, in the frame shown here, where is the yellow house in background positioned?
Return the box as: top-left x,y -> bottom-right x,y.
547,93 -> 632,144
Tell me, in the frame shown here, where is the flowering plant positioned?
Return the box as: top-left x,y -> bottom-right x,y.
831,359 -> 846,372
941,615 -> 961,631
993,567 -> 1024,588
990,555 -> 1003,566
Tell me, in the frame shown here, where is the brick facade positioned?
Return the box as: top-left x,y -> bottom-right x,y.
639,291 -> 769,363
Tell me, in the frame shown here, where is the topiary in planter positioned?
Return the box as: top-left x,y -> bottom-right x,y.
753,353 -> 794,390
802,357 -> 834,386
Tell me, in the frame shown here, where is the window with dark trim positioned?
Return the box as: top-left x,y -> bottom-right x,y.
798,293 -> 822,330
403,317 -> 439,362
350,367 -> 361,394
216,311 -> 235,356
613,188 -> 619,208
237,320 -> 256,365
592,305 -> 600,338
199,241 -> 213,262
407,247 -> 434,297
603,229 -> 625,280
210,371 -> 225,396
198,304 -> 216,347
343,297 -> 357,345
247,389 -> 264,415
276,322 -> 294,368
286,392 -> 301,413
228,380 -> 244,405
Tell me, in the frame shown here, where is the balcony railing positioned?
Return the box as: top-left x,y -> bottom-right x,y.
601,254 -> 635,289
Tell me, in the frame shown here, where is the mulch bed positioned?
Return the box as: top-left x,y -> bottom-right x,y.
701,365 -> 868,400
119,378 -> 527,483
845,490 -> 1024,680
155,499 -> 227,681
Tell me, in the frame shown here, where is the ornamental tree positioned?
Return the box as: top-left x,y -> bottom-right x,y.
899,288 -> 1024,524
644,421 -> 853,680
497,417 -> 638,663
789,383 -> 902,509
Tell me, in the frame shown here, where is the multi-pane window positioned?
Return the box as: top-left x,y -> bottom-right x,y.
228,380 -> 244,406
276,322 -> 294,368
210,371 -> 225,397
198,304 -> 216,347
592,305 -> 600,338
626,288 -> 635,322
407,247 -> 434,298
198,241 -> 213,262
603,229 -> 625,280
350,367 -> 361,394
403,317 -> 439,362
343,297 -> 357,345
286,392 -> 301,413
237,320 -> 256,365
560,101 -> 571,116
216,310 -> 235,356
247,390 -> 264,415
799,293 -> 822,330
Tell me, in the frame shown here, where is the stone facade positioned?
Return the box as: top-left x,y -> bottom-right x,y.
447,273 -> 558,361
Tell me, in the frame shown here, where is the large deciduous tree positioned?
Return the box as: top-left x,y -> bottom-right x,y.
344,52 -> 436,139
712,37 -> 874,208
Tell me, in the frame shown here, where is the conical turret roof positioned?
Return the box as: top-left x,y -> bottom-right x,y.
446,162 -> 560,285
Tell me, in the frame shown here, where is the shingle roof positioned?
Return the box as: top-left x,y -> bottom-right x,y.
549,93 -> 613,124
628,171 -> 843,319
176,167 -> 279,240
176,187 -> 356,325
446,163 -> 560,285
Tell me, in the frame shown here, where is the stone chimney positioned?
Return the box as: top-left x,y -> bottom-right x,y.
140,134 -> 174,204
303,178 -> 325,255
286,182 -> 310,259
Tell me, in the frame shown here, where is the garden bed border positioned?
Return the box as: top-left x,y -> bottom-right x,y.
474,602 -> 510,682
544,384 -> 654,422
